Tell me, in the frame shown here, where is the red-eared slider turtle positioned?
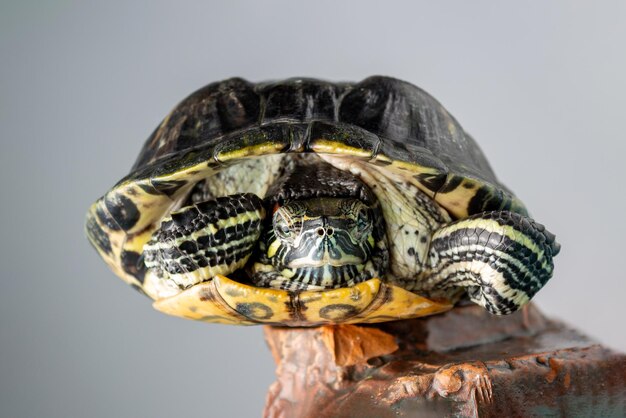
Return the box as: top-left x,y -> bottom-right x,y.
86,76 -> 559,326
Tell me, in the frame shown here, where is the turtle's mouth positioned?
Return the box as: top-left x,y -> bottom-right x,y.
283,235 -> 369,269
288,257 -> 364,268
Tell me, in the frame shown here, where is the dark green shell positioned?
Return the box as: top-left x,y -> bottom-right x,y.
86,76 -> 527,298
127,76 -> 524,215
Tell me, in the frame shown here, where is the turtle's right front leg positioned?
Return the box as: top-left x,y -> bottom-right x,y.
143,193 -> 266,292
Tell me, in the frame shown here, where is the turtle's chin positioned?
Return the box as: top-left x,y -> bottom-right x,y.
279,263 -> 372,290
276,232 -> 376,289
280,244 -> 370,289
286,253 -> 367,269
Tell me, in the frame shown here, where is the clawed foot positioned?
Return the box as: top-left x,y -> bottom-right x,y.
427,211 -> 560,315
432,362 -> 493,404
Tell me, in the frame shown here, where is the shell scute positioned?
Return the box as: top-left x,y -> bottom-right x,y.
297,279 -> 381,323
260,78 -> 346,122
152,276 -> 454,326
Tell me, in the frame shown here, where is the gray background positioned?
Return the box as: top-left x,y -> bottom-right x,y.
1,1 -> 625,417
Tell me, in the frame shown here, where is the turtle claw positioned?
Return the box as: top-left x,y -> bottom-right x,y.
432,362 -> 493,405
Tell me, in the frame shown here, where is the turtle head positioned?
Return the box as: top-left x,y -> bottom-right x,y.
263,198 -> 384,289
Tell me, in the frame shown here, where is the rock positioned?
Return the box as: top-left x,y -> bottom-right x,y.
263,304 -> 626,417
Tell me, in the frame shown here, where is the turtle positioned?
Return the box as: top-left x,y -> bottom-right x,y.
85,76 -> 560,326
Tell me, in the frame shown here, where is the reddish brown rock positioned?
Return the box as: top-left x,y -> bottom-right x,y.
263,304 -> 626,417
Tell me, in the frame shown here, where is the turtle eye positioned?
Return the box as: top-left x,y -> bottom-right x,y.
356,208 -> 371,232
273,215 -> 293,240
353,208 -> 373,241
276,224 -> 292,239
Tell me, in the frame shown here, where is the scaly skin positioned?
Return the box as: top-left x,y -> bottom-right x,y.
425,211 -> 560,315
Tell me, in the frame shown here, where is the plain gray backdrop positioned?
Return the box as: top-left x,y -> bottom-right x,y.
1,1 -> 625,417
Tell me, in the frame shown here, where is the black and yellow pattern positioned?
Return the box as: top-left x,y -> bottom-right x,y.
153,276 -> 453,325
85,76 -> 559,325
425,211 -> 560,314
143,193 -> 265,290
252,196 -> 386,291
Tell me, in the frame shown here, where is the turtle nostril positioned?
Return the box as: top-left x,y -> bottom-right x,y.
317,228 -> 325,236
326,227 -> 334,236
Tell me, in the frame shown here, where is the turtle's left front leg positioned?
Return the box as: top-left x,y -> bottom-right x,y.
425,211 -> 560,315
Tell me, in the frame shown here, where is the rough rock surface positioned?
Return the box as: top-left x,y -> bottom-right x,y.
264,304 -> 626,417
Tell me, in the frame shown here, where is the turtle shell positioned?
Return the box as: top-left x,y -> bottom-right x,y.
86,76 -> 527,325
